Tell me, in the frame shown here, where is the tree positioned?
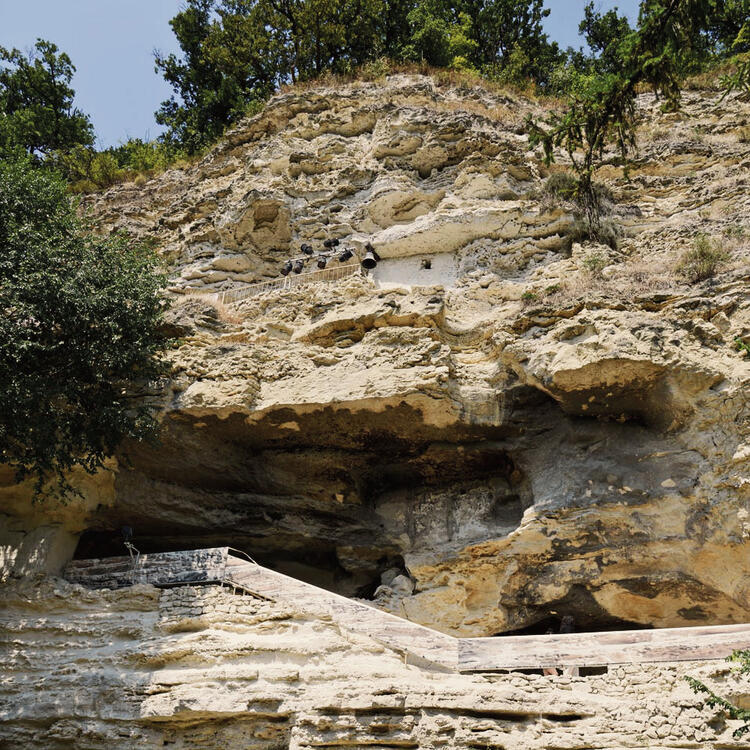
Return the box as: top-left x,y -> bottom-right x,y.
154,0 -> 565,152
399,0 -> 560,80
0,39 -> 94,158
706,0 -> 750,54
717,1 -> 750,97
465,0 -> 554,67
527,0 -> 715,229
578,2 -> 633,74
401,0 -> 478,68
686,649 -> 750,739
155,0 -> 243,154
155,0 -> 386,152
0,158 -> 169,499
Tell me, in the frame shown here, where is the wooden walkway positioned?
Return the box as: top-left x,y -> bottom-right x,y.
64,547 -> 750,672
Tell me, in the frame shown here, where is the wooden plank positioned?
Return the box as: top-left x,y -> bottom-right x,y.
226,559 -> 458,670
458,624 -> 750,671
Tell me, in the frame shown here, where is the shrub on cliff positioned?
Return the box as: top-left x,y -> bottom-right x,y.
0,158 -> 170,499
686,649 -> 750,739
677,233 -> 728,281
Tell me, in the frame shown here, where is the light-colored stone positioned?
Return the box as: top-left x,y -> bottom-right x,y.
2,74 -> 750,748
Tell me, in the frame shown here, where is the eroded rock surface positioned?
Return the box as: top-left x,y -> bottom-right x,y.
3,76 -> 750,646
1,580 -> 748,749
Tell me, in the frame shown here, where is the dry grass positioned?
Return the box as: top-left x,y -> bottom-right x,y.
527,253 -> 682,310
676,234 -> 729,283
177,292 -> 245,325
684,52 -> 750,91
427,97 -> 523,126
278,58 -> 559,105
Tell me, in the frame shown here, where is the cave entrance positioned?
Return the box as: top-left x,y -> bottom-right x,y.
496,586 -> 654,636
498,615 -> 652,637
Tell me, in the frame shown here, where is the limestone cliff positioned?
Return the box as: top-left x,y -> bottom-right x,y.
2,73 -> 750,749
2,579 -> 749,749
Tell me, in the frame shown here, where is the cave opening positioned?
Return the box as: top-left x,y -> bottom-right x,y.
498,614 -> 652,637
66,384 -> 704,638
497,586 -> 654,636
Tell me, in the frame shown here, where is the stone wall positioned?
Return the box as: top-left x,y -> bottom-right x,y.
1,579 -> 747,749
64,547 -> 229,589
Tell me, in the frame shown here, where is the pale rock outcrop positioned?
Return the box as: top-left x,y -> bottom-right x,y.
37,75 -> 750,635
1,579 -> 747,749
2,73 -> 750,747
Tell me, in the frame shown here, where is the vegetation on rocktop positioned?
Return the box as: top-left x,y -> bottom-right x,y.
527,0 -> 743,231
152,0 -> 560,153
154,0 -> 749,156
0,158 -> 170,499
687,649 -> 750,739
2,2 -> 747,191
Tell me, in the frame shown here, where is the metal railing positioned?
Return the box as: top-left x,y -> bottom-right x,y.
207,263 -> 363,306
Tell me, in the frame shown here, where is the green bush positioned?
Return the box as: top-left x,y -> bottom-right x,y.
54,139 -> 186,193
677,234 -> 729,282
686,649 -> 750,739
0,157 -> 170,499
483,44 -> 533,88
583,250 -> 608,277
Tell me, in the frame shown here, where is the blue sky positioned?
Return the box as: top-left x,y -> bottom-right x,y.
0,1 -> 641,148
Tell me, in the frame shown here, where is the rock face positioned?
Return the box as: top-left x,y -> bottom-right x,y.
2,72 -> 750,747
1,579 -> 748,750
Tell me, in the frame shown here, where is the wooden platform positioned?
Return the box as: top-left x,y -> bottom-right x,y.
64,547 -> 750,672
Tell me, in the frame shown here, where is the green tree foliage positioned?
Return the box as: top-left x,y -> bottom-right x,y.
716,1 -> 750,96
686,649 -> 750,739
154,0 -> 253,154
402,1 -> 478,68
155,0 -> 386,152
0,39 -> 94,158
54,138 -> 179,193
0,158 -> 169,498
155,0 -> 562,151
465,0 -> 560,80
578,2 -> 633,74
707,0 -> 750,53
528,0 -> 715,228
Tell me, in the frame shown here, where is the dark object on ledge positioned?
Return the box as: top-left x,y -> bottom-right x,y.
293,259 -> 304,274
281,260 -> 293,276
338,248 -> 354,262
317,256 -> 328,269
301,244 -> 314,255
361,244 -> 380,270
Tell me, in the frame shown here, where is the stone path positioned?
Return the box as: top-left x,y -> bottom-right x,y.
64,547 -> 750,672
